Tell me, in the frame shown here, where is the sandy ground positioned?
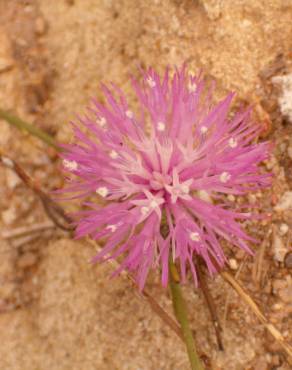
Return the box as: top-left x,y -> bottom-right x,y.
0,1 -> 292,369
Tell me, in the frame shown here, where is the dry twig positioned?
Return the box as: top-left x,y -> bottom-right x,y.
221,270 -> 292,364
0,152 -> 72,231
197,260 -> 224,351
252,231 -> 271,286
1,221 -> 55,240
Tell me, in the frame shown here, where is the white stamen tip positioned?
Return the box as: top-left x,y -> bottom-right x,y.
125,110 -> 133,119
63,159 -> 78,171
220,171 -> 231,183
97,116 -> 107,127
106,224 -> 117,233
188,82 -> 197,93
109,150 -> 118,159
96,186 -> 109,197
141,206 -> 149,215
150,200 -> 158,208
146,77 -> 156,88
228,137 -> 238,148
200,126 -> 208,134
181,184 -> 190,194
190,232 -> 200,242
157,122 -> 166,131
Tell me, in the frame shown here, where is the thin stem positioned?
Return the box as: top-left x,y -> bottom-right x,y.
169,260 -> 205,370
0,109 -> 60,150
197,260 -> 224,351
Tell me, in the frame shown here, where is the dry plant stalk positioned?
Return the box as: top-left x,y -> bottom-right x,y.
1,221 -> 55,240
197,261 -> 224,351
251,231 -> 271,285
221,270 -> 292,364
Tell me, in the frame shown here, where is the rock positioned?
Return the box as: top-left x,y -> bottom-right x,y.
272,230 -> 287,262
274,191 -> 292,212
272,73 -> 292,124
284,252 -> 292,269
279,286 -> 292,303
17,252 -> 38,269
279,223 -> 289,236
6,170 -> 21,189
201,0 -> 222,20
228,258 -> 238,270
1,207 -> 17,225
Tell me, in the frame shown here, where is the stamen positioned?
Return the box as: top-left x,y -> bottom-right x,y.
96,116 -> 107,128
63,159 -> 78,171
181,184 -> 190,194
141,206 -> 149,215
220,172 -> 231,183
189,232 -> 200,242
106,224 -> 117,233
188,81 -> 197,93
157,122 -> 166,132
109,150 -> 118,159
228,137 -> 237,148
200,126 -> 208,134
146,76 -> 156,88
150,200 -> 159,208
125,110 -> 133,119
96,187 -> 109,197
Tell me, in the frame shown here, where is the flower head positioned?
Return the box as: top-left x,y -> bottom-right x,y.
60,66 -> 271,290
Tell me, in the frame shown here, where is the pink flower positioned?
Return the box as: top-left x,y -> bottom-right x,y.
60,66 -> 271,290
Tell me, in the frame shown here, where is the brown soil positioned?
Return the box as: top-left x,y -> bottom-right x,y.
0,1 -> 292,369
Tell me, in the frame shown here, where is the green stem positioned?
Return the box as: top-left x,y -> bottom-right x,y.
0,109 -> 60,150
169,260 -> 205,370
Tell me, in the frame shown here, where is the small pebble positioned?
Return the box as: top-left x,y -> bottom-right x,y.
229,258 -> 238,270
278,285 -> 292,304
1,207 -> 17,225
279,223 -> 289,236
273,231 -> 287,262
284,252 -> 292,268
17,252 -> 37,269
274,191 -> 292,212
6,170 -> 21,189
35,17 -> 47,35
271,302 -> 283,311
272,73 -> 292,124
